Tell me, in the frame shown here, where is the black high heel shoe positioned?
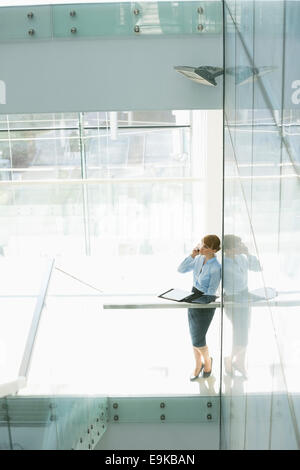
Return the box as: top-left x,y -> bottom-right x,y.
190,364 -> 204,381
202,358 -> 213,378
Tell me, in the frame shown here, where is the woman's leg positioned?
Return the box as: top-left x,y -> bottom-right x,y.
231,303 -> 251,376
188,308 -> 215,375
199,345 -> 212,372
192,347 -> 203,376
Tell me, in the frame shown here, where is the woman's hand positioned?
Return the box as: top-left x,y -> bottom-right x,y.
191,246 -> 201,258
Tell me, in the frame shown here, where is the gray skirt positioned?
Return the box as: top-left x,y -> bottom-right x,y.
188,307 -> 216,348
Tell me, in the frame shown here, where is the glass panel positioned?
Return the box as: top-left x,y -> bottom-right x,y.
223,0 -> 300,450
234,29 -> 254,207
86,180 -> 196,259
82,110 -> 189,128
9,270 -> 109,450
0,183 -> 86,257
85,126 -> 190,179
0,110 -> 195,260
0,129 -> 81,182
4,395 -> 108,450
52,396 -> 108,450
0,399 -> 10,450
2,113 -> 78,130
0,5 -> 52,41
276,0 -> 300,445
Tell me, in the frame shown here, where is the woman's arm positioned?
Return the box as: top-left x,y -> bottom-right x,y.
246,254 -> 261,272
240,243 -> 261,272
177,255 -> 197,273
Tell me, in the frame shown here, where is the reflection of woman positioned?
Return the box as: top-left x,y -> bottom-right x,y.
223,235 -> 261,378
178,235 -> 221,380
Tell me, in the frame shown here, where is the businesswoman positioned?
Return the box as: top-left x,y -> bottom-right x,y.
178,235 -> 221,380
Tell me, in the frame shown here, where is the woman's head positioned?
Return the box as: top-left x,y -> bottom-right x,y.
199,234 -> 221,255
223,234 -> 241,251
223,234 -> 247,256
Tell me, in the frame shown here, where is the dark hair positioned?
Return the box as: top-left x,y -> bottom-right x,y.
203,234 -> 221,252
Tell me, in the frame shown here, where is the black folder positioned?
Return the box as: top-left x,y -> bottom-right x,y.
158,287 -> 204,302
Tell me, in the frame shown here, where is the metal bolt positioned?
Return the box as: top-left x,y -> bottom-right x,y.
92,439 -> 94,444
87,428 -> 90,434
197,7 -> 204,14
80,438 -> 83,443
28,29 -> 35,36
134,25 -> 140,33
70,11 -> 76,17
207,414 -> 212,420
71,27 -> 77,34
96,418 -> 99,422
91,425 -> 93,430
27,12 -> 34,19
134,9 -> 140,15
160,414 -> 166,421
97,432 -> 100,436
88,444 -> 91,450
207,402 -> 212,408
113,403 -> 118,409
197,24 -> 204,31
160,402 -> 165,408
114,415 -> 119,421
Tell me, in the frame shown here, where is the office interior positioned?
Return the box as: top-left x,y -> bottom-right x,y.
0,0 -> 299,450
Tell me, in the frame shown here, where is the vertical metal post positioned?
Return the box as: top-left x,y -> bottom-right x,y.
220,0 -> 226,451
79,112 -> 91,256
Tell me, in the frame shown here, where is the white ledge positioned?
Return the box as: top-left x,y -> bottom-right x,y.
102,296 -> 300,310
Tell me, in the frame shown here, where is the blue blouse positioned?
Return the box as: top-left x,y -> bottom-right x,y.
223,254 -> 261,295
177,255 -> 221,296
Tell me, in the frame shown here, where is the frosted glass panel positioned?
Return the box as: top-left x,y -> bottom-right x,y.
222,0 -> 300,450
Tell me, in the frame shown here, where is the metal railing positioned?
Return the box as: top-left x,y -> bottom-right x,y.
0,259 -> 55,399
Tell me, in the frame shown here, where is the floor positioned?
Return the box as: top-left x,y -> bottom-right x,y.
21,294 -> 221,397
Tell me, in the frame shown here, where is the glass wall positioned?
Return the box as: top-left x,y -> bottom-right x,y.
222,0 -> 300,449
0,111 -> 209,295
0,111 -> 193,262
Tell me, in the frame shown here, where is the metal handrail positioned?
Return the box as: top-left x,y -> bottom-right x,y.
18,258 -> 55,380
0,258 -> 55,398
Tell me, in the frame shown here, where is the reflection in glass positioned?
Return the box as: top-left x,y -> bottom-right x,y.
223,234 -> 261,379
222,0 -> 300,450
